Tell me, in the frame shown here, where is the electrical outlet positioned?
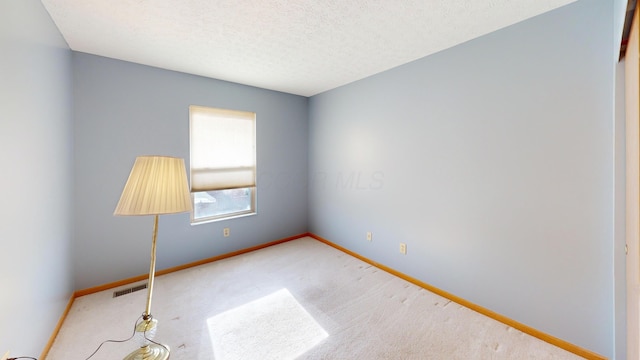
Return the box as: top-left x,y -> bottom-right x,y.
366,232 -> 372,241
223,228 -> 230,237
399,243 -> 407,255
2,351 -> 9,360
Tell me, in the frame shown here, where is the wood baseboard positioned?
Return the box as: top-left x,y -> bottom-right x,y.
40,294 -> 74,359
307,233 -> 606,360
45,232 -> 604,360
74,232 -> 310,297
44,233 -> 309,357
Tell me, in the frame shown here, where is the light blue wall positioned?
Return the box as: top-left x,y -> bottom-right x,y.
309,0 -> 616,356
0,0 -> 625,357
0,0 -> 74,356
72,53 -> 309,290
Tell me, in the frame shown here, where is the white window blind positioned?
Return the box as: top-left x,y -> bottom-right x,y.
189,105 -> 256,192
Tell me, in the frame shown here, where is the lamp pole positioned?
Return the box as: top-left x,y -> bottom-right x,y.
144,214 -> 159,319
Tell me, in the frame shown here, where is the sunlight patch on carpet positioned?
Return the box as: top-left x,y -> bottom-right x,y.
207,288 -> 328,360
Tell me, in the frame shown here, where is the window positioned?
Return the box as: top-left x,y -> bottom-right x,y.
189,105 -> 256,223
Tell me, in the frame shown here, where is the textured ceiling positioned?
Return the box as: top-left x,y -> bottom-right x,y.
41,0 -> 577,97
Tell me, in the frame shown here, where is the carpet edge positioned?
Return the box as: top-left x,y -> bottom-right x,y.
308,232 -> 606,360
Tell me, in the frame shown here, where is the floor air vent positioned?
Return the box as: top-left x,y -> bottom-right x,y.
113,283 -> 148,298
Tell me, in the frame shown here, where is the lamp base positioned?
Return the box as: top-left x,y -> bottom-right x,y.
123,344 -> 170,360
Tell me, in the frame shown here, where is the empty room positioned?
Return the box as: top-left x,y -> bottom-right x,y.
1,0 -> 636,359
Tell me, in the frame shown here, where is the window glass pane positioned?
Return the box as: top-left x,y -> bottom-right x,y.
193,188 -> 253,221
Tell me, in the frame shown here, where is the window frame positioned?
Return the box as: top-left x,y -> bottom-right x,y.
189,105 -> 257,224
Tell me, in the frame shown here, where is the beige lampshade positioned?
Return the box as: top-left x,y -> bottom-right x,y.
114,156 -> 193,216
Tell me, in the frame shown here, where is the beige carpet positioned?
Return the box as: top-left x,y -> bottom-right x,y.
47,237 -> 584,359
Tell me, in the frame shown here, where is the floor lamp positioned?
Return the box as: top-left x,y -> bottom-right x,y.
114,156 -> 192,360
